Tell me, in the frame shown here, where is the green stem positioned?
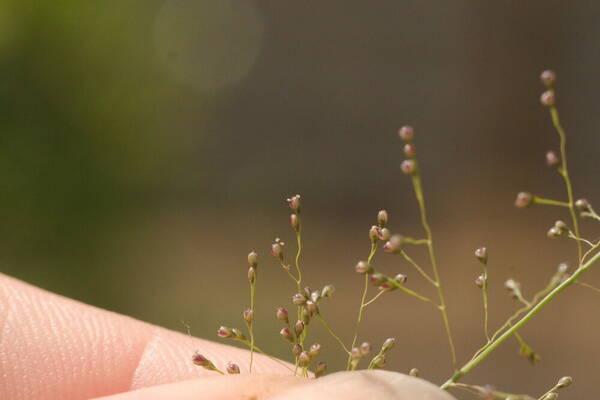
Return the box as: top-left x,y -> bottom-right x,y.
550,106 -> 583,263
249,279 -> 256,372
399,249 -> 437,286
441,250 -> 600,390
532,197 -> 569,207
412,173 -> 457,365
346,242 -> 377,369
317,314 -> 351,354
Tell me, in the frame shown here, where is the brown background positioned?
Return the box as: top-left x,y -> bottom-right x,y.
2,1 -> 600,398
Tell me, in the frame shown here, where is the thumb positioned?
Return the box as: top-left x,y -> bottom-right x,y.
94,370 -> 456,400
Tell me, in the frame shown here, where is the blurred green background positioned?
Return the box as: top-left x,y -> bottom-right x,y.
2,1 -> 600,398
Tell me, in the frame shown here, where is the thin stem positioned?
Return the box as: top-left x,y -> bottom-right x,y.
399,249 -> 437,286
449,382 -> 535,400
402,237 -> 430,245
248,279 -> 256,372
583,240 -> 600,262
346,242 -> 378,369
480,265 -> 490,341
441,249 -> 600,390
549,106 -> 583,263
239,339 -> 295,373
577,281 -> 600,294
567,231 -> 595,247
317,314 -> 351,354
532,197 -> 569,207
411,173 -> 457,366
390,279 -> 437,306
363,290 -> 386,307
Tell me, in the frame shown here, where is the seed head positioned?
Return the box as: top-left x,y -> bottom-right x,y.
310,290 -> 320,303
377,210 -> 389,226
271,242 -> 284,260
355,260 -> 373,274
305,300 -> 319,314
309,343 -> 321,357
383,234 -> 403,253
409,368 -> 420,377
321,285 -> 335,298
298,351 -> 311,367
403,143 -> 417,158
398,125 -> 414,142
290,214 -> 300,232
280,327 -> 294,343
243,309 -> 253,325
315,361 -> 327,378
247,251 -> 258,268
369,225 -> 380,242
475,274 -> 486,288
540,90 -> 555,107
292,293 -> 307,305
394,273 -> 408,285
540,70 -> 557,87
557,263 -> 568,274
504,279 -> 520,291
546,151 -> 560,167
378,227 -> 391,241
547,226 -> 561,238
217,326 -> 233,338
401,159 -> 417,175
350,347 -> 362,359
292,343 -> 303,357
382,337 -> 396,352
360,342 -> 372,355
276,307 -> 289,323
474,247 -> 488,264
294,320 -> 305,336
557,376 -> 573,389
286,194 -> 301,213
515,192 -> 533,208
575,198 -> 591,212
192,352 -> 211,367
369,273 -> 387,287
225,362 -> 240,374
554,220 -> 568,232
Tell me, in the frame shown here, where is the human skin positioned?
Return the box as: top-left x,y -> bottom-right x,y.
0,274 -> 455,399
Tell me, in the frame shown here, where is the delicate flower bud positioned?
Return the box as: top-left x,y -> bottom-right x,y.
292,343 -> 303,357
247,267 -> 256,283
377,210 -> 389,226
369,273 -> 387,287
355,260 -> 373,274
382,337 -> 396,352
247,251 -> 258,268
315,361 -> 327,378
546,151 -> 560,167
271,242 -> 284,260
398,125 -> 414,142
379,281 -> 395,291
192,352 -> 211,367
306,300 -> 319,314
350,347 -> 362,359
321,285 -> 335,298
276,307 -> 289,323
292,293 -> 307,305
409,368 -> 420,377
311,290 -> 321,302
575,198 -> 591,212
515,192 -> 533,208
280,327 -> 294,343
540,70 -> 556,87
554,220 -> 568,232
290,214 -> 300,232
540,90 -> 555,106
557,263 -> 568,274
557,376 -> 573,389
475,274 -> 486,288
403,143 -> 417,158
298,351 -> 311,367
474,247 -> 488,264
401,159 -> 417,175
217,326 -> 233,338
391,274 -> 405,285
371,355 -> 386,368
225,362 -> 240,374
231,328 -> 246,340
378,227 -> 391,241
369,225 -> 380,242
294,320 -> 305,336
243,309 -> 253,325
309,343 -> 321,357
504,279 -> 520,291
547,226 -> 561,238
360,342 -> 372,355
286,194 -> 301,213
383,234 -> 403,253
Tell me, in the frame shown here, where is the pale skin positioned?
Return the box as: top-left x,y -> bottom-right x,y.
0,274 -> 455,400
